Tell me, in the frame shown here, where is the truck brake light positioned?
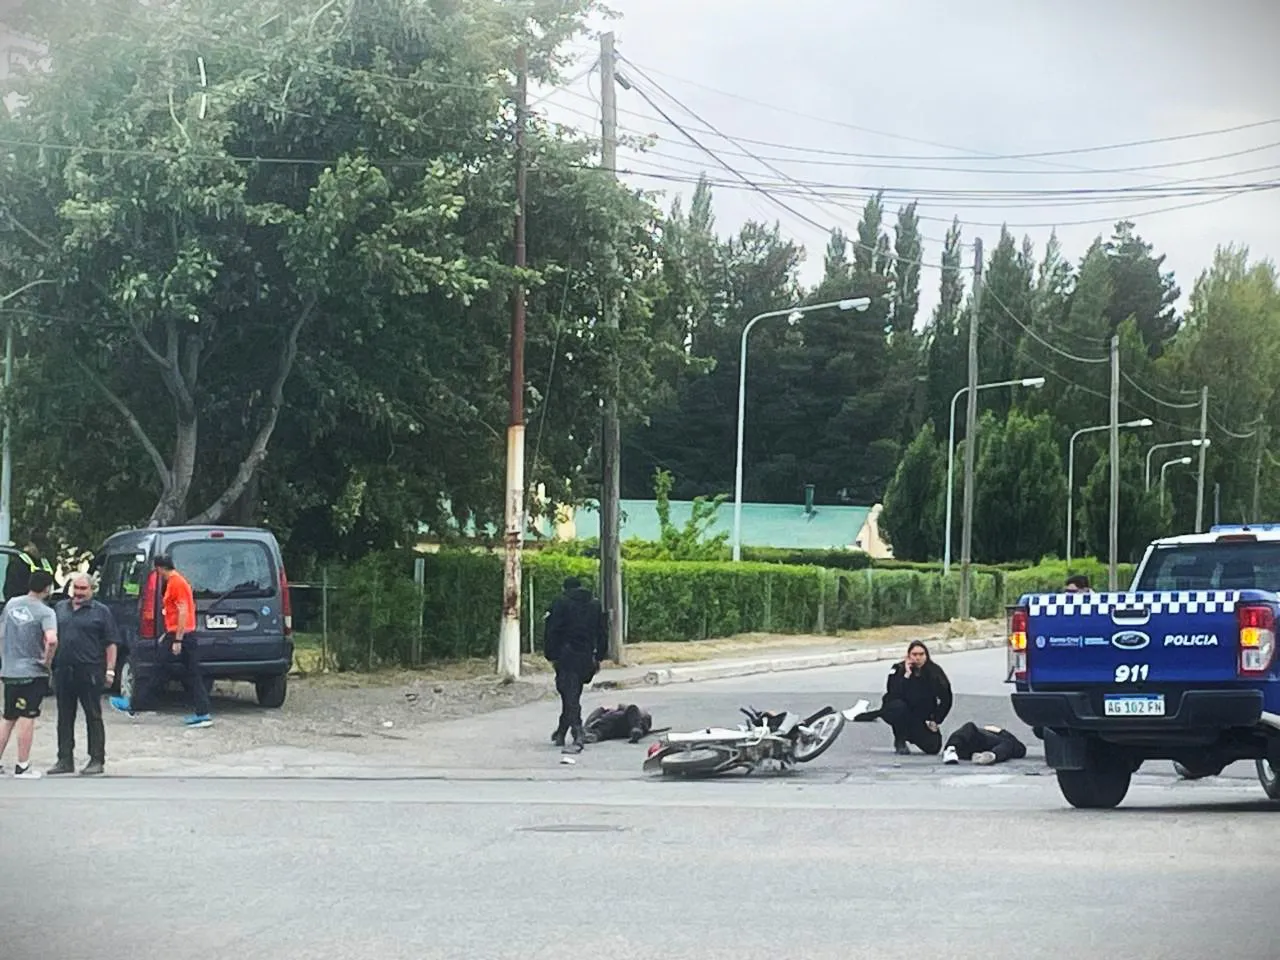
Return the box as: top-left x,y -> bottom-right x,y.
1237,604 -> 1276,677
280,565 -> 293,636
1007,607 -> 1028,682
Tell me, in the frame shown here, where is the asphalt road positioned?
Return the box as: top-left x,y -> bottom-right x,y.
2,648 -> 1276,959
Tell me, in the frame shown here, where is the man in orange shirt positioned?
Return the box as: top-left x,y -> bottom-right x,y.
110,554 -> 212,728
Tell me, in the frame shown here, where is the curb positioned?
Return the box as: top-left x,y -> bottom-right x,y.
633,635 -> 1004,687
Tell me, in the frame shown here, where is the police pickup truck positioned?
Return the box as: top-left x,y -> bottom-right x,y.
1007,524 -> 1279,809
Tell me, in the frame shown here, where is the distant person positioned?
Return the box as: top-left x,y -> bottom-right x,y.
854,640 -> 953,756
49,572 -> 119,776
543,577 -> 607,753
4,541 -> 54,602
0,569 -> 59,778
1064,574 -> 1091,593
111,554 -> 211,728
941,722 -> 1027,766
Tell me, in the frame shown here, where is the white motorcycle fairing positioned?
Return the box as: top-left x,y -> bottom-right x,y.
667,727 -> 759,745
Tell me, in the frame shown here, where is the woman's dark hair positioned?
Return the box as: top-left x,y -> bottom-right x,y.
907,639 -> 931,660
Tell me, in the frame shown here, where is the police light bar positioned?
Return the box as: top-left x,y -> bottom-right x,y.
1211,524 -> 1280,534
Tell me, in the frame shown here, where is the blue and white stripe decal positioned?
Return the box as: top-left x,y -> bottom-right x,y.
1025,591 -> 1241,617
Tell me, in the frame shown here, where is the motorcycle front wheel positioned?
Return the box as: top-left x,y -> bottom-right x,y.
660,747 -> 735,778
793,711 -> 846,763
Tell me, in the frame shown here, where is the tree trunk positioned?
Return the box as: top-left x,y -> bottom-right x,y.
231,470 -> 261,526
148,413 -> 198,526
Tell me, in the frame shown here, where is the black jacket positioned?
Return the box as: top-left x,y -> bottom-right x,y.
544,587 -> 607,665
883,660 -> 953,725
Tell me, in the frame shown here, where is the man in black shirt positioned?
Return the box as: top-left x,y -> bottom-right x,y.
48,572 -> 118,776
543,577 -> 607,753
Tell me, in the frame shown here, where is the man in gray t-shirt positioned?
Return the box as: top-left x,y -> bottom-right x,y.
0,570 -> 59,778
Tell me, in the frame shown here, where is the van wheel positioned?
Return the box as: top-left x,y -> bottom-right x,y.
1056,743 -> 1132,809
1257,759 -> 1280,802
255,674 -> 287,709
118,656 -> 139,705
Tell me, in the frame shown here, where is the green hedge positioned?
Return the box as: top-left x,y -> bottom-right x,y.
324,549 -> 1135,668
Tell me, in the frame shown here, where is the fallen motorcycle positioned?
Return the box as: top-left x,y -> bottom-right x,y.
643,699 -> 870,778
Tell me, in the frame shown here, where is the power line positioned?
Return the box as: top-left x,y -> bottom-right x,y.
982,285 -> 1109,364
618,59 -> 1280,169
1122,371 -> 1202,410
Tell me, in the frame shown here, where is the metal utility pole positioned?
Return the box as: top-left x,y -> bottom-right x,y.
1195,385 -> 1208,532
497,45 -> 529,681
0,320 -> 12,549
1108,334 -> 1120,590
598,31 -> 624,664
958,237 -> 983,620
1253,424 -> 1269,523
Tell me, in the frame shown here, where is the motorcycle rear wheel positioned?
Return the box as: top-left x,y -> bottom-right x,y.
660,747 -> 735,778
794,711 -> 846,763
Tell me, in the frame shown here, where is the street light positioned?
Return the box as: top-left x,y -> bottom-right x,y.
1065,418 -> 1153,569
1145,438 -> 1210,490
732,296 -> 873,561
1160,455 -> 1193,508
942,376 -> 1046,574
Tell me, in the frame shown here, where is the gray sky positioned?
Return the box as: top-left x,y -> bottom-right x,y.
538,0 -> 1280,324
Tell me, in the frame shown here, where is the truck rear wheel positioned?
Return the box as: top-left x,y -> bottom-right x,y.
1056,743 -> 1132,809
1257,759 -> 1280,802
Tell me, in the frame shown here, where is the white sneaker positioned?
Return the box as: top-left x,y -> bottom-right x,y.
942,746 -> 959,765
973,751 -> 997,766
14,764 -> 42,779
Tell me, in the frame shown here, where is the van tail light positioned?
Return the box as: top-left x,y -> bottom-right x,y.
280,566 -> 293,636
1238,604 -> 1276,677
1007,606 -> 1028,683
139,570 -> 160,640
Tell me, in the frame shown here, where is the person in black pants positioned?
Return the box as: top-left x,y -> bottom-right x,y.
941,722 -> 1027,766
855,640 -> 953,755
49,573 -> 119,776
543,577 -> 607,753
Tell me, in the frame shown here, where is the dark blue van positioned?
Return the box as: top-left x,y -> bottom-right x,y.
94,525 -> 294,708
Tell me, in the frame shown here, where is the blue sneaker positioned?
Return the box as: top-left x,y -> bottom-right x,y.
109,696 -> 132,715
183,714 -> 213,729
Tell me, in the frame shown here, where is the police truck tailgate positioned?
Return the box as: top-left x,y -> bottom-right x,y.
1023,591 -> 1244,692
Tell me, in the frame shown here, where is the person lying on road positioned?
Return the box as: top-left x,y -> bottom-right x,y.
941,722 -> 1027,766
853,640 -> 953,756
582,703 -> 662,743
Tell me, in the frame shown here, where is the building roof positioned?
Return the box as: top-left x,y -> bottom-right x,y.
572,499 -> 871,551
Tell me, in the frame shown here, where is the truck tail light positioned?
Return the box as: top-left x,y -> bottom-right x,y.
1238,604 -> 1276,677
139,569 -> 160,640
280,566 -> 293,636
1008,606 -> 1028,682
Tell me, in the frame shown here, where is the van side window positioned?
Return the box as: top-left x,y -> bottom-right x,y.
99,555 -> 144,601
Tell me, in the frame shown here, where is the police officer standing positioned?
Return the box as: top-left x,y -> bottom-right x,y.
543,577 -> 607,753
48,572 -> 118,776
4,541 -> 55,602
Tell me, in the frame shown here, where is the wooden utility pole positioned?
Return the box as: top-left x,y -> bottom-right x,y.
958,237 -> 982,620
497,45 -> 529,681
599,31 -> 624,664
1108,334 -> 1120,590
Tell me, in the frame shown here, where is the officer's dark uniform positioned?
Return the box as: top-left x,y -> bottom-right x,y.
4,549 -> 54,602
50,595 -> 119,774
544,577 -> 608,751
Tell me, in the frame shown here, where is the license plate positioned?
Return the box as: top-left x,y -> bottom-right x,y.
1103,694 -> 1165,717
206,614 -> 238,630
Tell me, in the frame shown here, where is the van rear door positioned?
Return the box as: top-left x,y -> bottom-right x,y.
167,534 -> 285,662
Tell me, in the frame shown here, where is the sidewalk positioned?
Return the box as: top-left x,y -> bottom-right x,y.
592,631 -> 1005,690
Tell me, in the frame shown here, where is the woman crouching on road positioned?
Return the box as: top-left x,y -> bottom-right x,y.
855,640 -> 953,755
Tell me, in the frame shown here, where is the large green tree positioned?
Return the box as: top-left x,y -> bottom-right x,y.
1,0 -> 685,559
879,422 -> 944,561
971,409 -> 1066,563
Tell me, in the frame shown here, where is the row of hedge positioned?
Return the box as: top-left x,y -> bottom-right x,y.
317,549 -> 1134,669
535,538 -> 1050,575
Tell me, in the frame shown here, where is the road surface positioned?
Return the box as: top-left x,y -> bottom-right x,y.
2,648 -> 1275,959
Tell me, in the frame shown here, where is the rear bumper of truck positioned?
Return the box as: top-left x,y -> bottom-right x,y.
1012,689 -> 1264,733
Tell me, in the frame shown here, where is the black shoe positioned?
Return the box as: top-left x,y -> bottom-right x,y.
562,739 -> 584,755
47,760 -> 75,776
570,725 -> 585,749
551,729 -> 566,747
627,726 -> 645,744
894,740 -> 911,756
80,760 -> 105,776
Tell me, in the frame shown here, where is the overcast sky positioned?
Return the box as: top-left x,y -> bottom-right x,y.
536,0 -> 1280,324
